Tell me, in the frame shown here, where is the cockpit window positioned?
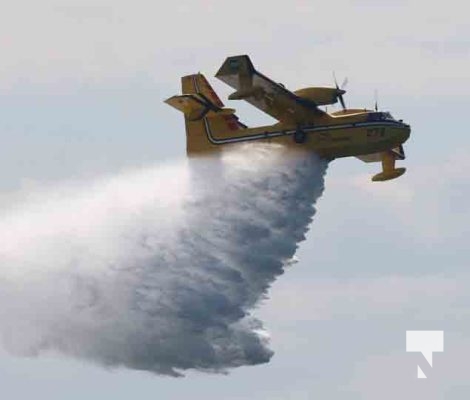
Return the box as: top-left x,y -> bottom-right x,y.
367,112 -> 395,121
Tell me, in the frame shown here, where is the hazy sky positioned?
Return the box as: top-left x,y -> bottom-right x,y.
1,0 -> 469,398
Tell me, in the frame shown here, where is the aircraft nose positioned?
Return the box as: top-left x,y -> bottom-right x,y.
399,124 -> 411,142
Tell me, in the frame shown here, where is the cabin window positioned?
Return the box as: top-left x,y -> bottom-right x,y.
367,113 -> 381,121
367,112 -> 395,121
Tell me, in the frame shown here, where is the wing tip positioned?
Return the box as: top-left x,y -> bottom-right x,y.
215,55 -> 255,78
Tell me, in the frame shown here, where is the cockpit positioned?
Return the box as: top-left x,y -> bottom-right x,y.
367,112 -> 395,121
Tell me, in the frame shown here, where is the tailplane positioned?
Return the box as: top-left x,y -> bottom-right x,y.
165,94 -> 236,121
165,74 -> 246,154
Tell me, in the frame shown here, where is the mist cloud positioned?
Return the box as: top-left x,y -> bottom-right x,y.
0,144 -> 327,376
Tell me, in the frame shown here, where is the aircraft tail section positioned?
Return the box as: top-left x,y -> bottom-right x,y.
165,74 -> 246,154
182,73 -> 225,108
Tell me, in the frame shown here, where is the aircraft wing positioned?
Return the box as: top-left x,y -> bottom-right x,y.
356,145 -> 405,163
215,55 -> 324,124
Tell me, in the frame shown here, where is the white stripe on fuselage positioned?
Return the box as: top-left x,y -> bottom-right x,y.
202,118 -> 403,145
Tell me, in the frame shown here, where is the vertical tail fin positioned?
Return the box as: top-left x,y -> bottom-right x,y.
182,73 -> 225,108
165,74 -> 246,154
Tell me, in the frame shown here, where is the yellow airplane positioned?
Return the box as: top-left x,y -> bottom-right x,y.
165,55 -> 411,182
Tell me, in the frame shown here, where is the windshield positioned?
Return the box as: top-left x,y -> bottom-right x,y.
367,112 -> 395,121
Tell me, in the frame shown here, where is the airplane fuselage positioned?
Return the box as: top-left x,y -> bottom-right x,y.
197,109 -> 410,160
166,57 -> 411,182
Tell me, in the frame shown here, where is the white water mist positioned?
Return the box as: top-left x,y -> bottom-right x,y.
0,144 -> 327,376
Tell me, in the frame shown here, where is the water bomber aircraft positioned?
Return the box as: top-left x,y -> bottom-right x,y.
165,55 -> 411,182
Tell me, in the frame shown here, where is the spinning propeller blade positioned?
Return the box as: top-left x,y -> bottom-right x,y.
333,72 -> 347,110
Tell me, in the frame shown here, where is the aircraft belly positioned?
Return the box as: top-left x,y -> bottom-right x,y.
304,126 -> 404,159
185,118 -> 407,161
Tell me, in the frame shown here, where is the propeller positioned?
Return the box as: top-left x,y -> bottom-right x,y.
333,72 -> 348,110
374,89 -> 379,111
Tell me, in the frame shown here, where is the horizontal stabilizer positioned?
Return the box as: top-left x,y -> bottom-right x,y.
165,94 -> 235,121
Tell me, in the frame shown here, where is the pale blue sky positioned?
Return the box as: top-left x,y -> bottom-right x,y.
1,0 -> 469,398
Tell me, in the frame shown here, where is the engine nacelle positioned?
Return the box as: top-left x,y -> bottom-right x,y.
294,87 -> 343,106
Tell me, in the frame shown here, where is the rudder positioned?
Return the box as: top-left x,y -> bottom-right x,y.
165,74 -> 246,154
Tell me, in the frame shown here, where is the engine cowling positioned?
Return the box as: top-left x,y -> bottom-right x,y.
294,87 -> 344,106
